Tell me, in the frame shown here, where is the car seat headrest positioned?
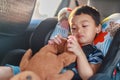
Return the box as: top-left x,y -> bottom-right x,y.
29,18 -> 58,54
94,13 -> 120,56
88,0 -> 120,20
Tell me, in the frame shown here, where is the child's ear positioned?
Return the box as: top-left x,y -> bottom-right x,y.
96,24 -> 102,33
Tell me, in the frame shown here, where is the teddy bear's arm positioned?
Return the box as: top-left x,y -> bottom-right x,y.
58,52 -> 76,67
20,49 -> 33,71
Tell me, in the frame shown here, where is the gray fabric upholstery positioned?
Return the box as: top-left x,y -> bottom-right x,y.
88,0 -> 120,20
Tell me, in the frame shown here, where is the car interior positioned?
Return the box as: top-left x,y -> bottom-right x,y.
0,0 -> 37,64
0,0 -> 120,80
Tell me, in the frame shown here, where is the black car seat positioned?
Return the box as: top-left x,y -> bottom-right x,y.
0,49 -> 26,66
0,18 -> 58,66
29,18 -> 58,54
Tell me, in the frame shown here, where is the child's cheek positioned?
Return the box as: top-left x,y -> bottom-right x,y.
71,31 -> 77,36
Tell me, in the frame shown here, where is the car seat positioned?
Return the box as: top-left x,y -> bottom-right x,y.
89,28 -> 120,80
90,13 -> 120,80
0,18 -> 58,66
29,18 -> 58,54
88,0 -> 120,79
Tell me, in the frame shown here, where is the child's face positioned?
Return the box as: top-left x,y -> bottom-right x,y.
70,13 -> 101,46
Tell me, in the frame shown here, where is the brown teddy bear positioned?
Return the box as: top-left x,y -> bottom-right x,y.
10,38 -> 76,80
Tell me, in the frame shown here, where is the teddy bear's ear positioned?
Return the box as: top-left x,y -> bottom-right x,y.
20,49 -> 33,71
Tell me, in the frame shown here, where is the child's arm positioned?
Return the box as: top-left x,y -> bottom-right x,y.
67,35 -> 100,80
0,66 -> 14,80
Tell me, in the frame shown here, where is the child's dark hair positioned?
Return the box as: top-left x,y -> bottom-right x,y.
69,5 -> 101,26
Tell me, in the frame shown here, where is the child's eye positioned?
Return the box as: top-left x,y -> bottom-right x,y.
72,27 -> 76,30
82,25 -> 88,27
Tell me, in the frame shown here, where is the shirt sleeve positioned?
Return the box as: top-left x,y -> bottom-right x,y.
88,48 -> 104,64
5,64 -> 20,75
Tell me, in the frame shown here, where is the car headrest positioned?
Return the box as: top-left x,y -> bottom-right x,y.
88,0 -> 120,20
29,18 -> 58,54
94,13 -> 120,56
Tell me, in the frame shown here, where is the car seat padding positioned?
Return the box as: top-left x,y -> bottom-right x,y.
98,28 -> 120,74
89,28 -> 120,80
29,18 -> 58,54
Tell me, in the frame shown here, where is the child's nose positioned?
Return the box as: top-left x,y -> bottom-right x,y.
78,28 -> 82,33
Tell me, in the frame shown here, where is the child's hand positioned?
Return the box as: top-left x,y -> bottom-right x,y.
67,35 -> 83,56
48,35 -> 63,45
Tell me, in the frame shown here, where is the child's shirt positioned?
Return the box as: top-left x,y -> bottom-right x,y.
6,64 -> 20,75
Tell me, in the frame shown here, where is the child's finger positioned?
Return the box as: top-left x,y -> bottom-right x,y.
54,35 -> 62,44
48,39 -> 54,45
67,38 -> 73,44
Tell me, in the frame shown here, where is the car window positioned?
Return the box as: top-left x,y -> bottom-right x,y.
32,0 -> 62,21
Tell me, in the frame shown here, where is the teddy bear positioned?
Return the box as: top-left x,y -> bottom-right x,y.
10,38 -> 76,80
